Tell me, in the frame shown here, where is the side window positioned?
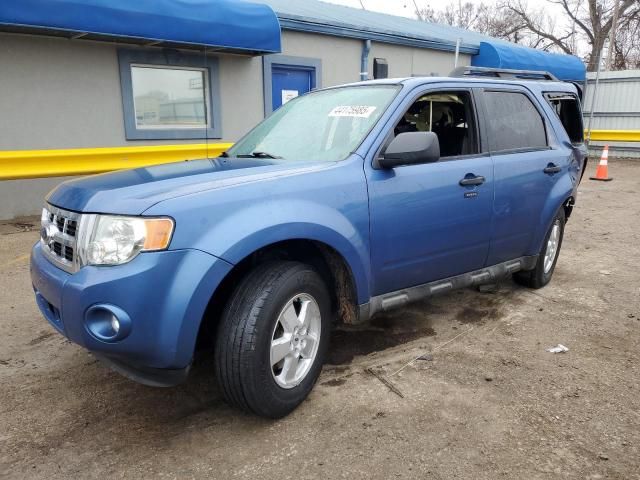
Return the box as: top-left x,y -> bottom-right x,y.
394,91 -> 478,157
544,93 -> 584,144
483,91 -> 547,152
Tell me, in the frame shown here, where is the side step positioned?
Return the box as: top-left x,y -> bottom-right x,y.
359,256 -> 538,322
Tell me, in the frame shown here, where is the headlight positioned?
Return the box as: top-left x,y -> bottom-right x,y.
79,215 -> 174,266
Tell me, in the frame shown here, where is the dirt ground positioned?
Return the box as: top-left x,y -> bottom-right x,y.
1,159 -> 639,480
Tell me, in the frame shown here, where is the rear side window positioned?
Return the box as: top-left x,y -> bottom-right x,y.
545,93 -> 584,144
483,91 -> 547,152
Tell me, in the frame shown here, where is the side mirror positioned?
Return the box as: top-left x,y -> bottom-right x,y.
378,131 -> 440,169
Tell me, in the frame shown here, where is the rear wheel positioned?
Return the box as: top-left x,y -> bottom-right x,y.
514,208 -> 566,289
214,261 -> 331,418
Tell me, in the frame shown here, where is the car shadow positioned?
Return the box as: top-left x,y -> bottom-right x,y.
26,278 -> 527,453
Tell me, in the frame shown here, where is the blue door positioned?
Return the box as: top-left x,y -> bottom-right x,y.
480,89 -> 565,265
271,65 -> 314,111
366,88 -> 494,296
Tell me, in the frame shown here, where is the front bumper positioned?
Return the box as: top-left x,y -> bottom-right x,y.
30,242 -> 232,383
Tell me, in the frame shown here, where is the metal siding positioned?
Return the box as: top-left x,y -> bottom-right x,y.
584,70 -> 640,158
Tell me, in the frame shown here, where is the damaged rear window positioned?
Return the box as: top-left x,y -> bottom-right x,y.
545,92 -> 584,144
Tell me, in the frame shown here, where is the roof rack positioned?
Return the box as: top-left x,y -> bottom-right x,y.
450,66 -> 559,81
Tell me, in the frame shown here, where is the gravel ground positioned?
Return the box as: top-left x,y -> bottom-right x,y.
1,159 -> 639,479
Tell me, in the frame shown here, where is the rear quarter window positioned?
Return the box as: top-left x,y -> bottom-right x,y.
483,91 -> 548,152
544,93 -> 584,144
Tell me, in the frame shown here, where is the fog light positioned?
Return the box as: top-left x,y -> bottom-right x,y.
85,304 -> 131,342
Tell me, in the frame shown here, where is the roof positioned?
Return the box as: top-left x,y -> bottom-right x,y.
0,0 -> 281,55
254,0 -> 585,81
335,77 -> 578,94
253,0 -> 510,54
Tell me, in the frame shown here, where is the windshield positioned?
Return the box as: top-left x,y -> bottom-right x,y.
226,85 -> 400,162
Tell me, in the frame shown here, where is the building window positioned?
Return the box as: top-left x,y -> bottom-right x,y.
118,49 -> 221,140
131,66 -> 208,129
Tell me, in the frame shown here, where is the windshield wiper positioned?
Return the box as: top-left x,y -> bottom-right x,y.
236,151 -> 282,159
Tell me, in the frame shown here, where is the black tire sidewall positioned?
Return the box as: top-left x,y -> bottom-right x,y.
244,265 -> 331,418
536,208 -> 566,286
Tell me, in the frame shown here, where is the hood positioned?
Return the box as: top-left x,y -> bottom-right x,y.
46,158 -> 330,215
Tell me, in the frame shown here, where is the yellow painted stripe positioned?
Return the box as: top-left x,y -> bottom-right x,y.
0,143 -> 233,181
586,130 -> 640,142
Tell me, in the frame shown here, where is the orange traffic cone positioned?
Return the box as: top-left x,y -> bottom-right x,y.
590,145 -> 613,181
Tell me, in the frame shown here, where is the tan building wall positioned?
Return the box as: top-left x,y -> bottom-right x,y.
369,42 -> 471,78
0,31 -> 465,219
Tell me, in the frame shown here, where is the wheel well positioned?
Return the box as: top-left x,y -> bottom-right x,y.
195,240 -> 359,351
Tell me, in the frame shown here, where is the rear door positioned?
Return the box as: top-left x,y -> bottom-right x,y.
365,86 -> 495,296
544,91 -> 588,181
479,87 -> 568,265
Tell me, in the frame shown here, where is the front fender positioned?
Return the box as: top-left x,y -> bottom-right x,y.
144,160 -> 372,304
199,201 -> 370,303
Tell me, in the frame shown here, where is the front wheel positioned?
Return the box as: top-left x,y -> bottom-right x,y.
214,261 -> 331,418
514,208 -> 566,289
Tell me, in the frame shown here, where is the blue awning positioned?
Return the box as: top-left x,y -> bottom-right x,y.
0,0 -> 281,55
472,41 -> 586,82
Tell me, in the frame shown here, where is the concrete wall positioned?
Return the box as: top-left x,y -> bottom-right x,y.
0,32 -> 466,152
279,32 -> 472,83
1,177 -> 75,220
0,33 -> 265,150
368,42 -> 470,78
280,31 -> 363,86
0,31 -> 464,219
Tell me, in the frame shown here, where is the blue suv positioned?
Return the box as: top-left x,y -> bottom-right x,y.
31,70 -> 587,418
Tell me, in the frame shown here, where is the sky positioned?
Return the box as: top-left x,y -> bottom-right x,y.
322,0 -> 496,19
323,0 -> 567,27
322,0 -> 582,53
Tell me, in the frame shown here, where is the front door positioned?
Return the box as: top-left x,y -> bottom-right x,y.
366,87 -> 494,296
271,65 -> 314,111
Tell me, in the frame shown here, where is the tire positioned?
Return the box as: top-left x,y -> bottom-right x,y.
514,207 -> 566,289
214,261 -> 332,418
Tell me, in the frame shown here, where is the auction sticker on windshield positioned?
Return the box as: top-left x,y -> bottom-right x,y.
329,106 -> 377,118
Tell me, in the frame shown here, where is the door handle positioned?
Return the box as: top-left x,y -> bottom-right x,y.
544,164 -> 562,175
459,175 -> 486,186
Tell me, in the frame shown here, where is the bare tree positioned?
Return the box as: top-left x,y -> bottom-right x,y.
417,0 -> 640,71
611,3 -> 640,68
416,2 -> 567,49
504,0 -> 640,70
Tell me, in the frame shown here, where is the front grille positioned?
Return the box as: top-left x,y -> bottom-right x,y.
41,205 -> 82,273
